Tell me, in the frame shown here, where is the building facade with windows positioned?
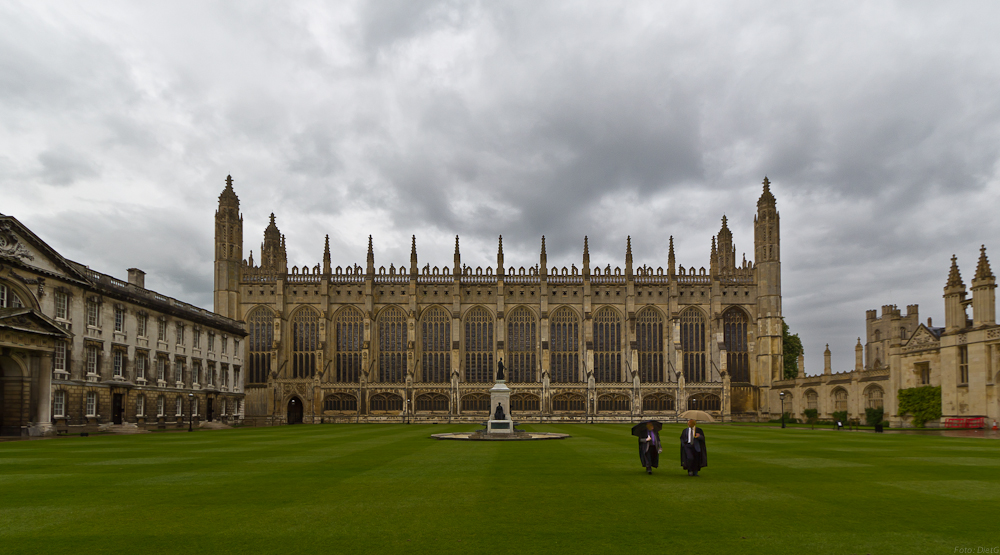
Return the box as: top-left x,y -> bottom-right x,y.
215,176 -> 785,424
772,247 -> 999,426
0,215 -> 246,436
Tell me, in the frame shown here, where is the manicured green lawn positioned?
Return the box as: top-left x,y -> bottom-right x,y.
1,424 -> 996,555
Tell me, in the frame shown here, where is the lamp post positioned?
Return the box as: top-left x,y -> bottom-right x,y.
405,398 -> 411,425
779,391 -> 786,429
188,393 -> 194,432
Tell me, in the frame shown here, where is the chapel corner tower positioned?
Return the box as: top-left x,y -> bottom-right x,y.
753,177 -> 782,401
214,174 -> 243,320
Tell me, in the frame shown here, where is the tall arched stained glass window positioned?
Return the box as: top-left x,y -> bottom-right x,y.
636,308 -> 664,383
421,307 -> 450,383
378,306 -> 407,383
291,307 -> 320,379
550,307 -> 579,383
593,307 -> 622,383
506,307 -> 536,383
246,306 -> 274,384
334,308 -> 363,383
680,308 -> 706,383
464,307 -> 493,383
723,307 -> 750,383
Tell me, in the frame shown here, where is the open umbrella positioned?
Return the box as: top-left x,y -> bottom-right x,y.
679,410 -> 714,422
631,420 -> 663,437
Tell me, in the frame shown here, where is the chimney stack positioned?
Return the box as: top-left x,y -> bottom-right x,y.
127,268 -> 145,289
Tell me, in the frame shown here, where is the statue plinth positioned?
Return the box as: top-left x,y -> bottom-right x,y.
488,380 -> 512,434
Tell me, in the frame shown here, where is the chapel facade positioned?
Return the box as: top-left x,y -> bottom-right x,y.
215,176 -> 785,425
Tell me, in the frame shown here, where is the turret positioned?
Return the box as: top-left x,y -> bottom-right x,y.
214,175 -> 243,319
323,235 -> 331,275
410,236 -> 418,277
824,344 -> 831,375
855,338 -> 863,371
497,235 -> 504,276
944,255 -> 968,331
259,213 -> 286,274
366,235 -> 374,276
716,215 -> 736,272
625,236 -> 633,278
971,245 -> 996,326
540,236 -> 547,278
753,177 -> 783,392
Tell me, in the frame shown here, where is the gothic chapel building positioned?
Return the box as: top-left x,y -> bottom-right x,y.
214,176 -> 785,424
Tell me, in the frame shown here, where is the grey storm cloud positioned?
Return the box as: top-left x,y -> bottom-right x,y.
1,1 -> 999,374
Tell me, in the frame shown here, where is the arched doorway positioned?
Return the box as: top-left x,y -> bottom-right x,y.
287,397 -> 303,424
0,355 -> 28,436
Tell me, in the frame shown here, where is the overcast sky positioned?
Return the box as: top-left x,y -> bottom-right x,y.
3,1 -> 999,375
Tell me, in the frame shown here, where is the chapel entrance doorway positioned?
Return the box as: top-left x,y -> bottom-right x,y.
287,397 -> 303,424
112,394 -> 124,425
206,398 -> 214,422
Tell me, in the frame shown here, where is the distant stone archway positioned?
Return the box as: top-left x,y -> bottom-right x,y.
287,396 -> 303,424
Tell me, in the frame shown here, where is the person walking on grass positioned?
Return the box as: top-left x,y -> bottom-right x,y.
680,419 -> 708,477
638,422 -> 662,475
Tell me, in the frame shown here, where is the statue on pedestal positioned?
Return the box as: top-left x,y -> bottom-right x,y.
496,358 -> 505,381
494,402 -> 506,421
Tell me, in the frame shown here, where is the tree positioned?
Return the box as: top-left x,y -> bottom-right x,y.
782,321 -> 803,380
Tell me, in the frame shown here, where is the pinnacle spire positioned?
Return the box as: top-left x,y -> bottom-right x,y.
410,235 -> 418,276
975,245 -> 994,280
366,235 -> 374,275
946,254 -> 964,289
583,236 -> 590,277
453,235 -> 461,274
322,235 -> 331,275
757,176 -> 776,208
668,235 -> 675,276
625,235 -> 633,276
540,236 -> 547,277
497,235 -> 504,276
218,174 -> 239,208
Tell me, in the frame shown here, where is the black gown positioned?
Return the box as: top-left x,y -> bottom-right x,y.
680,427 -> 708,472
638,430 -> 661,468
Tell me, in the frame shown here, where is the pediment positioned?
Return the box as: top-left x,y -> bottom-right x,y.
903,324 -> 939,352
0,308 -> 72,338
0,217 -> 88,282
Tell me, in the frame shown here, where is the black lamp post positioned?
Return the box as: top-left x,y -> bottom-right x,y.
779,391 -> 786,429
188,393 -> 194,432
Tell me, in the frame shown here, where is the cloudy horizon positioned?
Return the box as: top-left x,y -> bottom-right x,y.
3,1 -> 999,375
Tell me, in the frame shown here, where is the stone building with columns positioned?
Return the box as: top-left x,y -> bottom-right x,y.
0,214 -> 246,436
771,247 -> 999,427
215,176 -> 786,424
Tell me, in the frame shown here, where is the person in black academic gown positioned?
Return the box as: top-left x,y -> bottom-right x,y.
638,422 -> 662,474
680,419 -> 708,476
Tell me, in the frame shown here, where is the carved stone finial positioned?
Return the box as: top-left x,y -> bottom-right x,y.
946,254 -> 964,289
975,244 -> 994,281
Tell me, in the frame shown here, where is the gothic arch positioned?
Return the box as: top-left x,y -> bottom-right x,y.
245,305 -> 275,384
420,306 -> 450,383
551,392 -> 585,412
369,392 -> 403,413
549,306 -> 580,383
832,387 -> 849,412
641,392 -> 674,412
506,306 -> 537,383
597,393 -> 630,412
864,384 -> 884,409
289,306 -> 320,379
376,306 -> 407,383
723,306 -> 751,383
511,393 -> 540,412
323,392 -> 358,412
804,388 -> 818,410
593,307 -> 622,383
463,306 -> 493,383
636,307 -> 665,383
461,392 -> 490,413
680,307 -> 707,383
332,306 -> 363,383
415,392 -> 449,412
686,392 -> 720,411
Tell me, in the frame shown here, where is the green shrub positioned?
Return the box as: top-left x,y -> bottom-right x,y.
803,408 -> 819,429
832,410 -> 847,424
865,407 -> 885,427
898,386 -> 942,427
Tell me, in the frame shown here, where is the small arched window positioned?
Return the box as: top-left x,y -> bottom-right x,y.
511,393 -> 540,412
865,385 -> 884,409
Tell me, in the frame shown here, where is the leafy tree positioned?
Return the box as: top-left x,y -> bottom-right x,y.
865,407 -> 885,427
898,386 -> 942,427
803,408 -> 819,429
782,321 -> 803,380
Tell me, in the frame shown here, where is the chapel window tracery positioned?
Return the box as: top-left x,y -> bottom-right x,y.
291,308 -> 320,379
506,307 -> 536,383
464,307 -> 493,383
550,307 -> 579,383
246,307 -> 274,384
378,307 -> 406,383
334,308 -> 363,383
421,307 -> 450,383
594,307 -> 622,383
636,308 -> 664,383
680,308 -> 707,382
723,308 -> 750,383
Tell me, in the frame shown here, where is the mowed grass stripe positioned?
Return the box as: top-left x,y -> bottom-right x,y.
1,424 -> 997,555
